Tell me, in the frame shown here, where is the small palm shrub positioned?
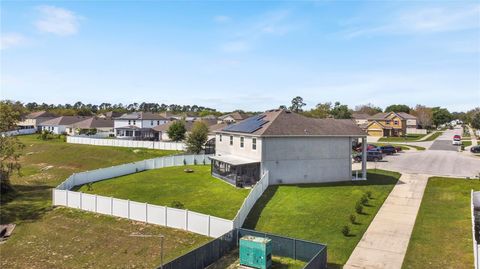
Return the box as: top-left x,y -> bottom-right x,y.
355,201 -> 363,214
342,225 -> 350,236
349,214 -> 356,224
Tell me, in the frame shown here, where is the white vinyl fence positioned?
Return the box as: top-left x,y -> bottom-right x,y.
52,189 -> 233,237
53,154 -> 234,237
67,136 -> 185,151
472,190 -> 480,269
233,171 -> 269,228
1,129 -> 36,137
406,128 -> 428,135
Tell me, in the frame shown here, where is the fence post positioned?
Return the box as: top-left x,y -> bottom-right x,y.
52,189 -> 55,205
145,203 -> 148,222
293,239 -> 296,260
127,200 -> 130,219
111,197 -> 114,215
95,195 -> 98,212
165,206 -> 168,226
80,192 -> 83,209
185,209 -> 189,231
66,190 -> 69,206
208,216 -> 211,237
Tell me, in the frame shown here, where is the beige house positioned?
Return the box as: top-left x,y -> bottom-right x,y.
217,112 -> 250,124
17,111 -> 57,131
366,112 -> 419,137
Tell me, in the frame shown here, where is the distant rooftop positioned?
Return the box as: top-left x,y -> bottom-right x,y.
117,112 -> 167,120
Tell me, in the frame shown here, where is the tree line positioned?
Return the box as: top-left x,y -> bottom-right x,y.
284,96 -> 480,129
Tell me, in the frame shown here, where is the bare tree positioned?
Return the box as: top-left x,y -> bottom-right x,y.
412,105 -> 433,128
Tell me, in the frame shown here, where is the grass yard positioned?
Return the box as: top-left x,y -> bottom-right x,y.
462,140 -> 472,147
77,165 -> 250,219
378,134 -> 427,142
0,135 -> 194,267
407,145 -> 426,151
403,177 -> 479,269
422,131 -> 443,141
0,208 -> 209,268
243,169 -> 401,268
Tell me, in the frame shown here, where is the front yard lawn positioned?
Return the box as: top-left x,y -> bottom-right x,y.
422,131 -> 443,141
243,169 -> 400,268
78,165 -> 250,219
462,140 -> 472,147
402,177 -> 479,269
378,134 -> 426,142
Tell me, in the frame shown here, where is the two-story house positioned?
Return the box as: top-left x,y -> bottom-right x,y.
211,109 -> 367,187
217,112 -> 250,124
114,112 -> 169,140
17,111 -> 57,131
365,112 -> 418,137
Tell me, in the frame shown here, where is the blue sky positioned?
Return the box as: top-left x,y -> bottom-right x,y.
1,1 -> 479,112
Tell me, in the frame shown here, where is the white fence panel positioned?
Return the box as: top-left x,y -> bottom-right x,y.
130,201 -> 147,222
187,211 -> 210,236
67,191 -> 81,209
472,191 -> 479,269
97,196 -> 112,215
147,204 -> 166,225
233,171 -> 269,228
166,208 -> 186,230
112,198 -> 129,218
53,189 -> 67,206
81,193 -> 97,212
210,217 -> 234,238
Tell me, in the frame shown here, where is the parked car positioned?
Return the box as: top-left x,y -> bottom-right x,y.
452,139 -> 462,146
353,151 -> 383,162
453,135 -> 461,140
470,146 -> 480,153
379,145 -> 397,155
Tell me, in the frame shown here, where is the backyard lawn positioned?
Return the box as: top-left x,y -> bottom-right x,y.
243,169 -> 400,268
0,135 -> 197,267
402,177 -> 479,269
77,165 -> 250,219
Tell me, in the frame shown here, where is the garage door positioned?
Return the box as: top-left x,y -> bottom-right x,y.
368,130 -> 383,137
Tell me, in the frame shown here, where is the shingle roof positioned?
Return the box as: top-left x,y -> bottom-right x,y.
351,113 -> 370,120
219,109 -> 366,137
117,112 -> 167,120
72,117 -> 114,129
397,112 -> 417,119
24,111 -> 56,119
369,112 -> 417,120
219,112 -> 250,121
39,116 -> 91,126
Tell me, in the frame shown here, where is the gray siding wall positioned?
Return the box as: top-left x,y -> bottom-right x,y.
262,137 -> 352,184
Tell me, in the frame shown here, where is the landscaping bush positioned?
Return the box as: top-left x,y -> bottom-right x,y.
355,201 -> 363,214
360,194 -> 369,206
193,159 -> 197,165
170,200 -> 184,209
349,214 -> 356,224
183,159 -> 187,165
342,225 -> 350,236
366,191 -> 373,199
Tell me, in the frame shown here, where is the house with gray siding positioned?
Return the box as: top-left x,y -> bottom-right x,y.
211,109 -> 367,186
114,112 -> 169,140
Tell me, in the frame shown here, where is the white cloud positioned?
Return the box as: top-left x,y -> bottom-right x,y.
221,9 -> 298,53
343,4 -> 480,38
35,5 -> 82,36
0,33 -> 27,50
214,15 -> 231,23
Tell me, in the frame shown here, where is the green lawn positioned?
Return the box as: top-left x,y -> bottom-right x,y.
77,165 -> 250,219
462,140 -> 472,147
243,169 -> 401,268
422,131 -> 443,141
0,135 -> 201,267
407,145 -> 426,151
403,177 -> 479,269
378,134 -> 427,142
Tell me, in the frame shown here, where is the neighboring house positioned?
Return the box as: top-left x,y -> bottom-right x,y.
17,111 -> 57,131
218,112 -> 250,124
97,111 -> 122,119
71,117 -> 114,137
38,116 -> 91,135
211,109 -> 367,187
351,113 -> 370,128
152,119 -> 217,141
159,111 -> 198,121
114,112 -> 169,140
366,112 -> 423,137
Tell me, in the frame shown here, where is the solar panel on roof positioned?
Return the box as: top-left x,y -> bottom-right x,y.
223,114 -> 268,133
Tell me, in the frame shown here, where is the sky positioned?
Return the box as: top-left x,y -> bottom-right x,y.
1,1 -> 479,112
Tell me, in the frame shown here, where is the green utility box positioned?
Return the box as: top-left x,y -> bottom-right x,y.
239,236 -> 272,269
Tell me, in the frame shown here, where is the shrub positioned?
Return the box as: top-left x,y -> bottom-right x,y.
203,159 -> 206,165
194,158 -> 197,165
366,191 -> 373,199
360,194 -> 369,206
183,159 -> 187,165
342,225 -> 350,236
349,214 -> 356,224
86,183 -> 93,191
170,201 -> 184,209
355,202 -> 363,214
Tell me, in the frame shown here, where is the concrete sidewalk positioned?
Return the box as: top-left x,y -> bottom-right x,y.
344,173 -> 429,269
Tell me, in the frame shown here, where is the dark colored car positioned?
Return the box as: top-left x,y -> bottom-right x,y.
379,145 -> 397,155
353,151 -> 383,162
471,146 -> 480,153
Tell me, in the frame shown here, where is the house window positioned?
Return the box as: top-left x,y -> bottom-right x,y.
151,120 -> 154,125
252,138 -> 257,150
386,120 -> 391,125
126,130 -> 133,136
133,120 -> 136,125
230,136 -> 233,146
219,134 -> 222,142
394,120 -> 399,125
157,120 -> 160,125
128,120 -> 131,125
240,137 -> 244,148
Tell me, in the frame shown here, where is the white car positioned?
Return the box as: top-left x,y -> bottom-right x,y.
452,139 -> 462,146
